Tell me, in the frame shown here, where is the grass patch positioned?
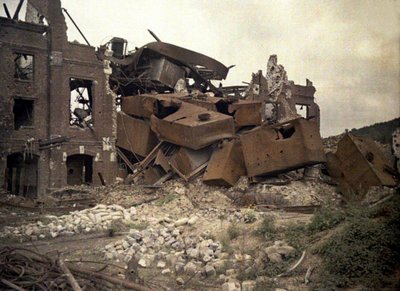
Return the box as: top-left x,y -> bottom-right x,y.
221,236 -> 234,255
283,222 -> 308,254
227,222 -> 240,240
307,206 -> 345,234
256,215 -> 276,240
243,210 -> 257,224
155,193 -> 177,206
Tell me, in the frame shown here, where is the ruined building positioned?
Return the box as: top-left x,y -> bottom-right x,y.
0,0 -> 326,198
0,0 -> 117,198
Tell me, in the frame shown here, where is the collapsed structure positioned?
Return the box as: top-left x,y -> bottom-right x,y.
105,36 -> 326,187
0,0 -> 397,200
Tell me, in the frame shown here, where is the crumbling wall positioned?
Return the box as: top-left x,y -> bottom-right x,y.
0,0 -> 117,197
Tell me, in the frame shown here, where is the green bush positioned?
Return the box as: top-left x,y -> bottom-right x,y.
307,206 -> 345,234
256,215 -> 276,239
227,222 -> 240,240
284,222 -> 307,253
314,196 -> 400,289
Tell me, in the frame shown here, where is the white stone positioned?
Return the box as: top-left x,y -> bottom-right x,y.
138,259 -> 147,268
242,280 -> 256,291
157,261 -> 166,268
161,268 -> 171,275
174,218 -> 188,227
188,216 -> 198,225
222,282 -> 241,291
184,261 -> 197,275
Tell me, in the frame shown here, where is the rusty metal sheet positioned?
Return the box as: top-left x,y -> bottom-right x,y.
143,165 -> 165,185
169,146 -> 212,176
240,118 -> 326,177
129,42 -> 229,80
150,103 -> 235,150
148,57 -> 186,88
326,134 -> 397,198
203,139 -> 247,187
116,111 -> 159,157
154,149 -> 171,173
185,97 -> 220,112
228,100 -> 262,127
121,93 -> 185,119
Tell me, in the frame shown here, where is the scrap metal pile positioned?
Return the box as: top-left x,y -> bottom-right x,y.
98,38 -> 327,187
0,246 -> 151,291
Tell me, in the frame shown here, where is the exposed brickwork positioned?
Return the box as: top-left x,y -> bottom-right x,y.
0,0 -> 117,198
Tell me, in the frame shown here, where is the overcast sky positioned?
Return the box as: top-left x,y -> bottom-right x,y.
3,0 -> 399,137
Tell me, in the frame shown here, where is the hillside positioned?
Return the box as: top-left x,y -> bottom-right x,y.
349,117 -> 400,144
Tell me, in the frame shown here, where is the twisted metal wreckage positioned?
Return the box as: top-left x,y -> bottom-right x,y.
0,0 -> 397,199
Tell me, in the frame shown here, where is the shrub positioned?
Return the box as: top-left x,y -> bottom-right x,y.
307,206 -> 345,234
256,215 -> 276,239
314,195 -> 400,289
227,222 -> 240,240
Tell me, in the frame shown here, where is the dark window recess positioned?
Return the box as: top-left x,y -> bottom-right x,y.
14,53 -> 34,80
66,154 -> 93,185
14,99 -> 34,130
70,78 -> 94,128
6,152 -> 38,198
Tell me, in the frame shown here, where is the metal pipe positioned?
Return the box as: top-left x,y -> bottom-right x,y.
12,0 -> 24,20
61,8 -> 91,46
148,29 -> 161,42
3,3 -> 11,19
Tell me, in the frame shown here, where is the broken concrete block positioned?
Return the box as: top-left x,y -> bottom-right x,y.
116,111 -> 158,157
240,118 -> 326,177
326,133 -> 397,199
203,139 -> 247,187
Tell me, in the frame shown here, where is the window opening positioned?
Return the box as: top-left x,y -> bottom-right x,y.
69,78 -> 93,128
295,104 -> 308,119
14,53 -> 34,80
14,98 -> 34,130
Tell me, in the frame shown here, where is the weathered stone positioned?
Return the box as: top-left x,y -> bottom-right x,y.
188,216 -> 199,225
175,262 -> 185,274
176,277 -> 185,285
174,218 -> 189,227
161,268 -> 171,275
187,248 -> 199,259
205,264 -> 216,277
184,261 -> 198,275
129,229 -> 142,240
268,252 -> 282,263
222,281 -> 241,291
275,245 -> 295,256
242,280 -> 256,291
138,258 -> 147,268
157,261 -> 166,268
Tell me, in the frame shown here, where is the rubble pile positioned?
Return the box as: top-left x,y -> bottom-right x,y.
103,223 -> 225,277
0,204 -> 136,241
